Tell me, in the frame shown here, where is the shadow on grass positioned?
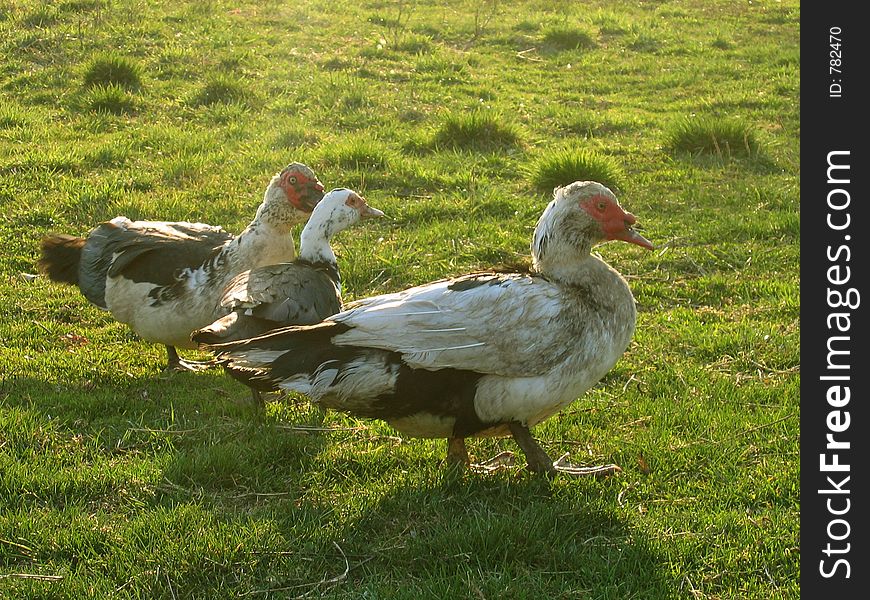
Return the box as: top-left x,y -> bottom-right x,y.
318,472 -> 674,597
1,376 -> 675,597
1,374 -> 329,506
671,150 -> 782,175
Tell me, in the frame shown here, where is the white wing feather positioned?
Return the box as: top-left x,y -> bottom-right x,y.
331,274 -> 573,377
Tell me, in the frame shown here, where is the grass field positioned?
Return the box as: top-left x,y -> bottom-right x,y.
1,1 -> 800,598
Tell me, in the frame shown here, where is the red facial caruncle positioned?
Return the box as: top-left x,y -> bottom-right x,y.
580,194 -> 654,250
281,170 -> 325,212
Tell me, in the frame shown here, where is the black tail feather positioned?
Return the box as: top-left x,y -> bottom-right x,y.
191,311 -> 279,347
204,321 -> 353,390
38,235 -> 85,285
203,320 -> 350,355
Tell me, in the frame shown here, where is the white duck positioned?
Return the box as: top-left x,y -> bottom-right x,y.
38,162 -> 325,371
192,188 -> 384,346
192,188 -> 384,404
207,181 -> 653,476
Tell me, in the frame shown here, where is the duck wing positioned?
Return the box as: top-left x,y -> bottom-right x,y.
330,272 -> 573,377
79,218 -> 231,307
222,262 -> 342,326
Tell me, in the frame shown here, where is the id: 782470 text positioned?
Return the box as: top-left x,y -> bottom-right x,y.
829,26 -> 843,98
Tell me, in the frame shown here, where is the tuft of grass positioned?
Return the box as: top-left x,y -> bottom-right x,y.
82,53 -> 142,90
531,149 -> 625,193
666,116 -> 761,158
188,75 -> 251,107
324,137 -> 394,170
394,33 -> 433,54
321,56 -> 351,71
512,20 -> 539,33
711,33 -> 734,50
592,11 -> 633,35
541,26 -> 596,51
415,54 -> 468,85
432,111 -> 521,151
627,31 -> 661,53
0,105 -> 28,129
81,84 -> 136,115
21,7 -> 58,27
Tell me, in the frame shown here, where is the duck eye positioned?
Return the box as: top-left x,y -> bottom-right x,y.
597,201 -> 607,211
288,176 -> 298,185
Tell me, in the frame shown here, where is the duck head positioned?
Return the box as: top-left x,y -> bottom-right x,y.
302,188 -> 384,241
532,181 -> 653,273
256,162 -> 326,228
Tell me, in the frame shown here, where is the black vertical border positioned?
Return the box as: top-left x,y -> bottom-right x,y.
801,5 -> 868,597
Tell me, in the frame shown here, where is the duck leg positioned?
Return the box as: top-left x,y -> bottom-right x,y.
447,437 -> 470,467
508,422 -> 620,477
447,437 -> 515,473
164,345 -> 216,372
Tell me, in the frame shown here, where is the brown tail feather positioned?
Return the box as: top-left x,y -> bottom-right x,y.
38,234 -> 85,285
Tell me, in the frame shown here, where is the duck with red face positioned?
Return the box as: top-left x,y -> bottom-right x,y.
38,162 -> 325,371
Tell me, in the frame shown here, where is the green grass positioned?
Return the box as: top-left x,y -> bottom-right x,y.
432,111 -> 522,151
82,53 -> 142,90
542,25 -> 597,51
667,116 -> 762,159
531,149 -> 626,194
1,0 -> 799,598
80,83 -> 137,115
187,74 -> 252,107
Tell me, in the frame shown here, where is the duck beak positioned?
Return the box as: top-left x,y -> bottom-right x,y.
621,224 -> 654,250
610,210 -> 653,250
301,182 -> 326,212
360,204 -> 386,219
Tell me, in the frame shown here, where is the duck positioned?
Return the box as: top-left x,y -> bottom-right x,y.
205,181 -> 653,477
192,187 -> 384,347
192,187 -> 384,403
38,162 -> 325,371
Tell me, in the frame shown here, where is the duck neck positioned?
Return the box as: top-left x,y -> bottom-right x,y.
217,215 -> 297,278
299,221 -> 337,268
531,217 -> 598,286
534,247 -> 599,287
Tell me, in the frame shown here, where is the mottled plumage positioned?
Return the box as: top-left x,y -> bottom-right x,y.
209,181 -> 653,476
38,162 -> 325,370
192,188 -> 383,346
217,262 -> 341,332
78,219 -> 233,308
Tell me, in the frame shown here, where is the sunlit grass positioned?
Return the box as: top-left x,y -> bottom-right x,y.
188,75 -> 252,107
432,111 -> 522,151
667,116 -> 761,158
531,148 -> 626,193
82,53 -> 142,90
80,84 -> 136,115
0,0 -> 800,598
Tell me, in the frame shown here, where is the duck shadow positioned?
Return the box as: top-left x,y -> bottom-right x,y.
1,374 -> 674,597
325,472 -> 673,597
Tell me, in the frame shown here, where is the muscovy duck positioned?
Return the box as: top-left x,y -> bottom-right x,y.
38,162 -> 324,371
206,181 -> 653,476
192,187 -> 384,344
192,187 -> 384,403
